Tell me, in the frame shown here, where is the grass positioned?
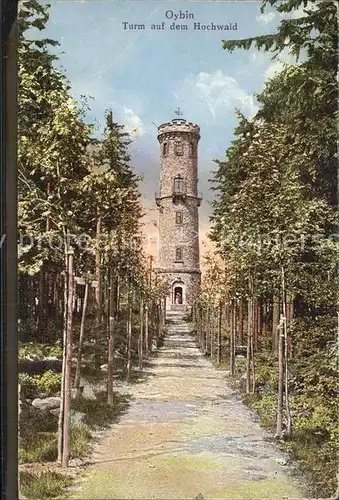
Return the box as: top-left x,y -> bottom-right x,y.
20,432 -> 58,463
71,391 -> 130,430
20,471 -> 72,499
19,425 -> 92,464
69,424 -> 92,458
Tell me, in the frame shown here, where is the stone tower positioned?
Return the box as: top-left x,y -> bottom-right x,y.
156,116 -> 201,312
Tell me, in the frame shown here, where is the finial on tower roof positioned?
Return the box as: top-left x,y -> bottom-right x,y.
174,107 -> 183,117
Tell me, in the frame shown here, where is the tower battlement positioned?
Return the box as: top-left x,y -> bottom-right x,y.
157,119 -> 200,140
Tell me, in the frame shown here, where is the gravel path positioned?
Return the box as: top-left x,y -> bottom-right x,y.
73,314 -> 304,500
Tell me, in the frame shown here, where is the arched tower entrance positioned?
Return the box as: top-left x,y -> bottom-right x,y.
155,113 -> 201,313
171,279 -> 185,306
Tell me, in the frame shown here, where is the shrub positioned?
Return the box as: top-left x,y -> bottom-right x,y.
35,370 -> 62,395
19,370 -> 61,398
19,373 -> 38,398
19,343 -> 63,361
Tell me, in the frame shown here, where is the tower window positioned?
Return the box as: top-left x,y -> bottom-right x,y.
163,142 -> 168,156
173,175 -> 185,195
189,142 -> 194,156
175,247 -> 183,261
175,211 -> 183,225
175,141 -> 183,156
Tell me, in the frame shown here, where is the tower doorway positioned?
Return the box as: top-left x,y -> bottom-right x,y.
172,283 -> 184,305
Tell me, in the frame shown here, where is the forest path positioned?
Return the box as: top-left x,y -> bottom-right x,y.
73,313 -> 303,500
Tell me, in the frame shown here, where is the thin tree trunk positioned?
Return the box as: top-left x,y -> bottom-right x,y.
246,299 -> 251,394
272,295 -> 279,353
276,311 -> 284,438
38,270 -> 45,334
217,299 -> 222,365
251,299 -> 256,393
210,308 -> 214,359
230,301 -> 236,376
138,297 -> 144,369
57,266 -> 68,463
238,299 -> 243,345
253,298 -> 258,351
144,304 -> 149,355
126,281 -> 133,380
62,247 -> 74,467
74,279 -> 89,396
257,298 -> 262,349
282,267 -> 292,436
107,269 -> 116,405
289,299 -> 294,358
205,308 -> 209,355
262,301 -> 268,337
94,216 -> 102,367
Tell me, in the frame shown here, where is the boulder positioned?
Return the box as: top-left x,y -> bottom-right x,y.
49,408 -> 60,417
32,396 -> 61,411
70,410 -> 87,426
100,364 -> 108,372
78,378 -> 96,400
82,385 -> 96,400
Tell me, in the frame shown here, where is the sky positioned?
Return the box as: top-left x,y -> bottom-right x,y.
36,0 -> 303,260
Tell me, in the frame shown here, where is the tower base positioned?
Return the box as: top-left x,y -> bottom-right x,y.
157,268 -> 201,313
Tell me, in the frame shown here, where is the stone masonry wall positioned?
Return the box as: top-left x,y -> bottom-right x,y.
156,119 -> 201,308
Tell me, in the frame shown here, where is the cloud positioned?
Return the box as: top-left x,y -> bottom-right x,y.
256,11 -> 276,24
264,48 -> 298,80
121,107 -> 144,138
180,70 -> 258,120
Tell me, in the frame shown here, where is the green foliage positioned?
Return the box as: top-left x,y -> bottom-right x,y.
20,470 -> 72,499
19,373 -> 38,397
19,370 -> 61,397
242,393 -> 277,429
255,351 -> 278,392
222,0 -> 337,67
36,370 -> 62,394
19,343 -> 63,360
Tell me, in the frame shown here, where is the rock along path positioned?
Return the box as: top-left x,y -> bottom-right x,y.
73,314 -> 304,500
